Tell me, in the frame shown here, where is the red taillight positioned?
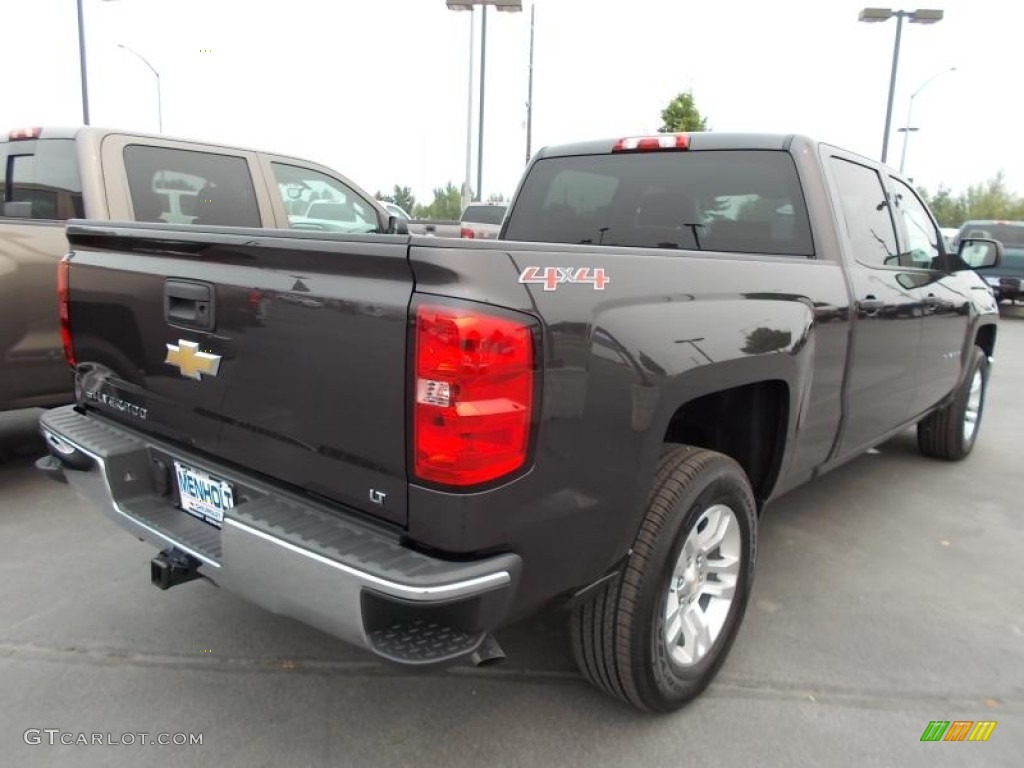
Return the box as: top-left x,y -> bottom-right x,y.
57,256 -> 76,368
612,133 -> 690,152
414,304 -> 534,486
9,127 -> 42,140
460,227 -> 475,238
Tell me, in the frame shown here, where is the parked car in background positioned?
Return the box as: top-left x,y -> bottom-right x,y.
376,200 -> 412,221
288,199 -> 381,233
460,202 -> 507,239
407,219 -> 461,238
0,126 -> 398,412
955,220 -> 1024,303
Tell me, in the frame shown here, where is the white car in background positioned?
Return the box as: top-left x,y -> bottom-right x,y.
376,200 -> 412,221
288,200 -> 380,233
460,202 -> 507,239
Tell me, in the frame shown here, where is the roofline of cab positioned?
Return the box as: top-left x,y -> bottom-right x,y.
532,132 -> 810,160
0,126 -> 324,168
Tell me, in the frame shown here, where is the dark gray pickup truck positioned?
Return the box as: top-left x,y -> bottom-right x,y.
39,133 -> 1002,712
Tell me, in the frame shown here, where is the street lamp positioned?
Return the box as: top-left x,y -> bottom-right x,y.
117,43 -> 163,133
858,7 -> 944,164
897,66 -> 955,174
77,0 -> 119,125
446,0 -> 522,203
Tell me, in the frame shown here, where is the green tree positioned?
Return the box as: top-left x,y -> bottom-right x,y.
918,185 -> 966,228
919,171 -> 1024,227
374,190 -> 394,203
413,182 -> 463,220
392,185 -> 416,214
658,91 -> 708,133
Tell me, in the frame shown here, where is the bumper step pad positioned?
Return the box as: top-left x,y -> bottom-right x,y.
368,619 -> 486,665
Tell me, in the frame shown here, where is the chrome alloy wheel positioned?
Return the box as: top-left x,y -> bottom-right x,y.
663,504 -> 742,667
963,369 -> 983,443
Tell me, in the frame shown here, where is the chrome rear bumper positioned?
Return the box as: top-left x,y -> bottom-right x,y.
40,406 -> 520,666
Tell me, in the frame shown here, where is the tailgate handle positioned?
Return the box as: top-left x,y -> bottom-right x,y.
165,280 -> 215,331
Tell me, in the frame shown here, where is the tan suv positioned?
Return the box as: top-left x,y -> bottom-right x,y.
0,126 -> 397,412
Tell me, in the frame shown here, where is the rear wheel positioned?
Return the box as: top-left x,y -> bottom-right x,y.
570,445 -> 757,712
917,345 -> 989,461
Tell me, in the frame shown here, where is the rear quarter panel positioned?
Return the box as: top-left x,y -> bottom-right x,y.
408,240 -> 850,618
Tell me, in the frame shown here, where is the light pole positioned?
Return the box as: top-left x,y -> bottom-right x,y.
76,0 -> 119,125
77,0 -> 90,124
898,66 -> 956,174
858,7 -> 944,165
525,2 -> 535,166
117,43 -> 163,133
463,10 -> 475,210
446,0 -> 522,202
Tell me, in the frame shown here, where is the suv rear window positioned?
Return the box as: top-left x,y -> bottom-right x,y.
957,222 -> 1024,248
504,150 -> 814,257
123,145 -> 260,227
0,139 -> 84,220
462,204 -> 507,225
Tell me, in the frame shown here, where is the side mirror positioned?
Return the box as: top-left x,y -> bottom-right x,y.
957,237 -> 1002,269
387,215 -> 409,235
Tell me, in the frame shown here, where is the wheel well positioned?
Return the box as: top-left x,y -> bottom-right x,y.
662,380 -> 788,503
975,324 -> 996,359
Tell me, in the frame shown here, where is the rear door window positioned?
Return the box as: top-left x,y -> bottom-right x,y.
1,139 -> 84,220
123,145 -> 261,227
504,150 -> 814,256
828,158 -> 899,268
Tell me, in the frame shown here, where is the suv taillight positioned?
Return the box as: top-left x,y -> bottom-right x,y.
57,256 -> 76,368
460,227 -> 475,238
414,304 -> 534,486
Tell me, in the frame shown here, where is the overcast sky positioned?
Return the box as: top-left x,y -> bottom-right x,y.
5,0 -> 1022,206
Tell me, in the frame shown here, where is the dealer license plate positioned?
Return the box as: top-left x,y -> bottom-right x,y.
174,461 -> 234,527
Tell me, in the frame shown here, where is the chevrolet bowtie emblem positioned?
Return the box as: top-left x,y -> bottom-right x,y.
165,340 -> 221,380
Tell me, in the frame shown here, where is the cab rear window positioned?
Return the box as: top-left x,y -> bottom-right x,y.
0,139 -> 84,220
504,150 -> 814,257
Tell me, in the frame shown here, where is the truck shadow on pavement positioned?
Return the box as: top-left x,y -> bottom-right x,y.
0,408 -> 44,465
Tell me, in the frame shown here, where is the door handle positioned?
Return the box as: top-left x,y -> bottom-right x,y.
857,295 -> 884,317
921,296 -> 942,317
165,280 -> 215,331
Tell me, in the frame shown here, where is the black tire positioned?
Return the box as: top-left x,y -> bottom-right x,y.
917,345 -> 989,461
570,445 -> 757,712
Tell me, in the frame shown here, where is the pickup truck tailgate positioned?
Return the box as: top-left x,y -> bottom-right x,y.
65,224 -> 413,526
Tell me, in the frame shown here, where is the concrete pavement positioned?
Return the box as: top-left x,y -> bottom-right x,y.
1,309 -> 1022,767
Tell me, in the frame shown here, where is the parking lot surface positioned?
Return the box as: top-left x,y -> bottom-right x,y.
2,310 -> 1022,768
